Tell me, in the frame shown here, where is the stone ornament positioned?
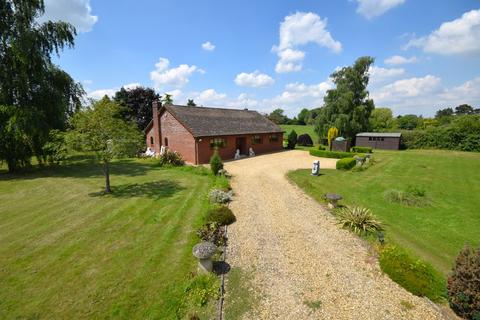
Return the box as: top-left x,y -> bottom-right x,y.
192,242 -> 217,274
234,149 -> 241,160
311,160 -> 320,176
325,193 -> 342,209
249,147 -> 255,157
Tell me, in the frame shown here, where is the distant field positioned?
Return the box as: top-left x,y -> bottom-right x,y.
0,158 -> 217,319
288,149 -> 480,275
280,125 -> 319,143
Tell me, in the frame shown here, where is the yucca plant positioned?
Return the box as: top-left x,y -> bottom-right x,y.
336,206 -> 383,236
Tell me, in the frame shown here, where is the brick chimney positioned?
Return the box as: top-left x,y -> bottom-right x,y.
152,100 -> 161,155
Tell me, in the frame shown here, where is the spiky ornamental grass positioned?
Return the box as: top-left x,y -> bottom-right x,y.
336,206 -> 383,236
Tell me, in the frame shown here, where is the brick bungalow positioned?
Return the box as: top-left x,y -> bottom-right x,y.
144,101 -> 284,164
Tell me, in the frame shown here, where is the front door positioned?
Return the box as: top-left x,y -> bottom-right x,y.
235,137 -> 247,154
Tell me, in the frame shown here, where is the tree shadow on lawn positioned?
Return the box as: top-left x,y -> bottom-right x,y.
88,180 -> 186,199
0,159 -> 156,181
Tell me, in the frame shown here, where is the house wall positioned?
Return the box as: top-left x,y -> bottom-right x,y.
356,136 -> 400,150
160,110 -> 197,163
145,127 -> 156,150
196,132 -> 284,164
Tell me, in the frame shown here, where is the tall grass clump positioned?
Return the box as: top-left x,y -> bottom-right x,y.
335,206 -> 383,236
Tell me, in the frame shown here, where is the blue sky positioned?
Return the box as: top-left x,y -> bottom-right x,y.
44,0 -> 480,117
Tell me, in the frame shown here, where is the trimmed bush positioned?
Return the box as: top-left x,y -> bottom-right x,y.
206,206 -> 236,225
351,146 -> 373,153
209,151 -> 223,175
336,206 -> 383,236
159,150 -> 185,166
212,175 -> 230,192
447,245 -> 480,320
297,134 -> 313,146
286,130 -> 297,149
379,245 -> 446,302
318,145 -> 326,150
336,157 -> 356,170
309,149 -> 359,159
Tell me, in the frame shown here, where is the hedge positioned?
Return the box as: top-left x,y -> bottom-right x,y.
336,157 -> 356,170
309,149 -> 360,159
379,245 -> 446,302
351,146 -> 373,153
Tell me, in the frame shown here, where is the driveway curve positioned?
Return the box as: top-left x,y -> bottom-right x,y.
224,150 -> 444,320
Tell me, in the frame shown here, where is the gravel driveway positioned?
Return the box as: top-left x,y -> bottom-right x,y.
224,150 -> 445,320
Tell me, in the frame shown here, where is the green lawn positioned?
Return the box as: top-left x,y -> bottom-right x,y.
280,124 -> 319,143
0,158 -> 218,319
288,149 -> 480,275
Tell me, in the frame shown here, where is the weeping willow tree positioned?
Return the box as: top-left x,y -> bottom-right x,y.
0,0 -> 84,172
315,57 -> 375,142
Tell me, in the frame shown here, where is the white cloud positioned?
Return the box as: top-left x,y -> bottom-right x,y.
405,9 -> 480,55
195,89 -> 227,105
274,12 -> 341,73
384,55 -> 418,65
149,58 -> 200,89
87,88 -> 116,100
368,75 -> 480,115
234,71 -> 274,87
40,0 -> 98,33
369,66 -> 405,84
275,49 -> 305,73
202,41 -> 215,51
267,80 -> 332,114
356,0 -> 405,19
87,83 -> 142,100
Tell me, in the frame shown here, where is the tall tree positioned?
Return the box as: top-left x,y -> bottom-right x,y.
267,108 -> 289,124
67,97 -> 143,193
0,0 -> 83,171
187,99 -> 196,106
297,108 -> 310,125
455,104 -> 474,115
315,56 -> 375,140
435,107 -> 454,118
162,93 -> 173,105
114,86 -> 160,131
369,108 -> 393,132
396,114 -> 423,130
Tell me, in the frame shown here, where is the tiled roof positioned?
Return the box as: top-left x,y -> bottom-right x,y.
164,105 -> 284,137
356,132 -> 402,138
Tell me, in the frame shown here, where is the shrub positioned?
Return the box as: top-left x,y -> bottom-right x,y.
318,145 -> 326,150
309,149 -> 359,159
209,151 -> 223,175
196,222 -> 226,247
379,245 -> 446,302
209,189 -> 233,204
184,273 -> 220,307
159,150 -> 185,166
206,206 -> 236,225
351,146 -> 372,153
447,245 -> 480,320
384,187 -> 427,206
336,157 -> 356,170
297,134 -> 313,146
286,130 -> 297,149
335,206 -> 383,235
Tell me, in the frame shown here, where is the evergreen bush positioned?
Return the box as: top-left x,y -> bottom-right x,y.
336,157 -> 356,170
447,245 -> 480,320
297,134 -> 313,146
209,151 -> 223,175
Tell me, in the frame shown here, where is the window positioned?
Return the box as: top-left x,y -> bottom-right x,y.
269,134 -> 279,142
381,137 -> 385,141
210,138 -> 227,148
369,137 -> 372,141
252,135 -> 263,144
164,137 -> 168,146
150,136 -> 154,145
